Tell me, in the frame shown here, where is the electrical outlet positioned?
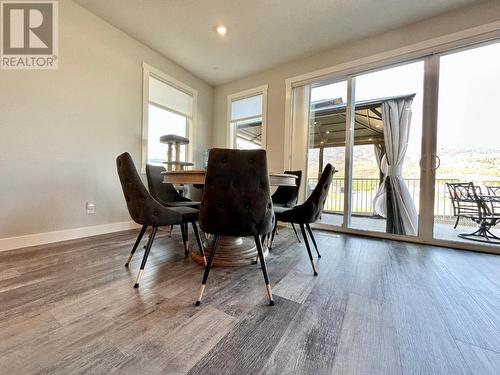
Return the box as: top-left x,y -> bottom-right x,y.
86,202 -> 96,214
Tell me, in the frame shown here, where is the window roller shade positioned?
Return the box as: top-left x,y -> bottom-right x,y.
149,76 -> 193,118
231,94 -> 263,120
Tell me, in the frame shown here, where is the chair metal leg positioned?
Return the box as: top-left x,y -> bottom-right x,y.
291,223 -> 301,243
255,234 -> 266,263
254,236 -> 275,306
134,226 -> 158,288
143,230 -> 151,249
169,225 -> 174,237
454,216 -> 460,229
305,223 -> 321,258
269,221 -> 278,249
458,220 -> 500,243
195,235 -> 220,306
180,222 -> 189,254
300,224 -> 318,276
191,221 -> 207,266
125,225 -> 148,267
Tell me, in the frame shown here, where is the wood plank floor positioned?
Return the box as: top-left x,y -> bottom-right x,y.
1,227 -> 499,374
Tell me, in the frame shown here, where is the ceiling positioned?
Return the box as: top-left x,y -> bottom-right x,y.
75,0 -> 485,85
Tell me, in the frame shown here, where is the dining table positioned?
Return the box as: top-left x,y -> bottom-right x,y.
162,169 -> 298,266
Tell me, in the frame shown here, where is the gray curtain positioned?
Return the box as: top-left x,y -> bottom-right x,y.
373,143 -> 385,186
372,98 -> 418,235
373,153 -> 387,217
374,143 -> 383,172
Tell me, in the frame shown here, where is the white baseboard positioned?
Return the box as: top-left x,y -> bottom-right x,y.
0,221 -> 140,252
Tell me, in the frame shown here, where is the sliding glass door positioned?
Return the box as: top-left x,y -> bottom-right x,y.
349,62 -> 424,236
307,80 -> 348,227
290,39 -> 500,252
433,42 -> 500,247
303,61 -> 424,239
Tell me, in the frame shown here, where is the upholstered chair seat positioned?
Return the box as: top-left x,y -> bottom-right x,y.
117,152 -> 206,288
164,201 -> 201,208
146,163 -> 201,252
146,164 -> 200,208
271,170 -> 302,208
269,170 -> 303,245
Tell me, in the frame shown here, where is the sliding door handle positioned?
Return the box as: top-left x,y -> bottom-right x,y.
432,155 -> 441,171
420,155 -> 441,171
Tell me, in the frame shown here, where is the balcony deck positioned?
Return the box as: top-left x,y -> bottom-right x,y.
317,213 -> 500,247
304,177 -> 500,248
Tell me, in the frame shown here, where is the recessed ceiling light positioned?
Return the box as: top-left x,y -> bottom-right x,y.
216,25 -> 227,36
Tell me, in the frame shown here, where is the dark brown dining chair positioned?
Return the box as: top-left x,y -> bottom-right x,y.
195,148 -> 275,306
146,164 -> 200,208
146,164 -> 200,253
270,170 -> 302,245
117,152 -> 206,288
272,164 -> 335,275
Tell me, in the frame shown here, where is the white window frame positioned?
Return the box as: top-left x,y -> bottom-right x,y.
141,62 -> 198,173
227,85 -> 268,149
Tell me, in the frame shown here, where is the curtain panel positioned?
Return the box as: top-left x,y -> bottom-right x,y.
290,84 -> 311,202
373,98 -> 418,235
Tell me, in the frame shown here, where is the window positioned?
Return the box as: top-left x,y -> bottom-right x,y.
142,63 -> 197,171
228,85 -> 267,149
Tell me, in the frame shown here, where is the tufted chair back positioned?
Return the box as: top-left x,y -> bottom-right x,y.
199,148 -> 274,236
301,164 -> 334,222
278,164 -> 335,224
116,153 -> 182,226
271,170 -> 302,207
146,164 -> 190,204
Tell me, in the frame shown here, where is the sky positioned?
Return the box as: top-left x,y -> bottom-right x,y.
438,42 -> 500,150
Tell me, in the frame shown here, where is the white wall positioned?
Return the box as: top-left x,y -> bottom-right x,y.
0,0 -> 213,242
2,0 -> 500,249
212,1 -> 500,173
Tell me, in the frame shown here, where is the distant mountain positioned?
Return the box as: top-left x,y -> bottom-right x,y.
307,145 -> 500,181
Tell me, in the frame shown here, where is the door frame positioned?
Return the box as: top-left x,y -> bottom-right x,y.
284,25 -> 500,255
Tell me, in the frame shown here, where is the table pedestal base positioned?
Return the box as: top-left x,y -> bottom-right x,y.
190,236 -> 268,267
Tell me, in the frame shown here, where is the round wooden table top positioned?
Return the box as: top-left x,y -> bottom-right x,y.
162,169 -> 297,186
